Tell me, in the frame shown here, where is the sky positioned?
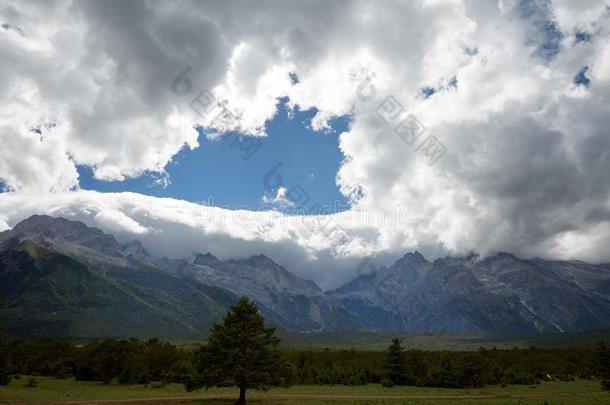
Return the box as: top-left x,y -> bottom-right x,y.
77,100 -> 351,211
1,0 -> 610,289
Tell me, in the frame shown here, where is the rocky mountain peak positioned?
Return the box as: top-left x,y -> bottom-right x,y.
8,215 -> 121,257
4,215 -> 610,336
436,252 -> 480,268
401,251 -> 426,260
122,240 -> 149,258
193,252 -> 219,266
13,215 -> 81,234
242,254 -> 277,268
394,251 -> 429,268
491,251 -> 520,260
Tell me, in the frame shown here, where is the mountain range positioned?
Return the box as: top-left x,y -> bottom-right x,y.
1,215 -> 609,338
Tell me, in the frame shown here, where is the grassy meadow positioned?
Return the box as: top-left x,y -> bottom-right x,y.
1,377 -> 610,404
277,331 -> 610,351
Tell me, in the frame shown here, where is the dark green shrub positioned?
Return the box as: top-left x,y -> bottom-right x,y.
54,367 -> 72,380
0,356 -> 10,385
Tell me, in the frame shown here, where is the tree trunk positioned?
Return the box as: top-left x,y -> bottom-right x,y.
236,385 -> 246,404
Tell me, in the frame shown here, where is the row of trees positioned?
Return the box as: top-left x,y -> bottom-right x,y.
2,298 -> 610,403
0,298 -> 8,385
0,298 -> 286,404
287,340 -> 610,388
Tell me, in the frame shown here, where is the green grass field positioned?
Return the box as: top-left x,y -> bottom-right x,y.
276,331 -> 610,351
1,377 -> 609,404
73,331 -> 610,352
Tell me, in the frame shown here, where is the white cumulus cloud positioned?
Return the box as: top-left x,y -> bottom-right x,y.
2,0 -> 610,287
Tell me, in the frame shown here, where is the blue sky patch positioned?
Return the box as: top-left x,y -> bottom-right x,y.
536,20 -> 563,60
78,100 -> 351,212
289,72 -> 300,85
575,31 -> 592,44
518,0 -> 563,61
421,87 -> 436,98
447,76 -> 458,89
464,47 -> 478,56
420,76 -> 457,99
574,66 -> 591,87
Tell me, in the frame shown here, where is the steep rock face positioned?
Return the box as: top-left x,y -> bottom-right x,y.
2,215 -> 610,336
331,252 -> 610,334
121,240 -> 150,259
469,254 -> 610,333
5,215 -> 122,257
330,252 -> 532,333
0,239 -> 235,338
159,253 -> 360,332
0,215 -> 360,335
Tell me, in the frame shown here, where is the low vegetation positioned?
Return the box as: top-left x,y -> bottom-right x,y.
1,298 -> 610,403
1,378 -> 610,404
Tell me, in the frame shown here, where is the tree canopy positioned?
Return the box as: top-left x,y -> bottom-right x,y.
383,337 -> 415,386
194,297 -> 287,404
594,341 -> 610,390
0,298 -> 9,385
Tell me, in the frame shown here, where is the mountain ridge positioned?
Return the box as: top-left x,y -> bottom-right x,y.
1,215 -> 610,337
330,250 -> 610,334
0,215 -> 359,336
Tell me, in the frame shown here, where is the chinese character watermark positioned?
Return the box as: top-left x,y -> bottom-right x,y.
354,72 -> 446,165
171,68 -> 262,160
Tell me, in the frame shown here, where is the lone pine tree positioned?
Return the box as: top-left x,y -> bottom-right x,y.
194,297 -> 287,404
384,337 -> 415,386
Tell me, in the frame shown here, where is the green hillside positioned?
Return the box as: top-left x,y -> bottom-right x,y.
0,240 -> 237,338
